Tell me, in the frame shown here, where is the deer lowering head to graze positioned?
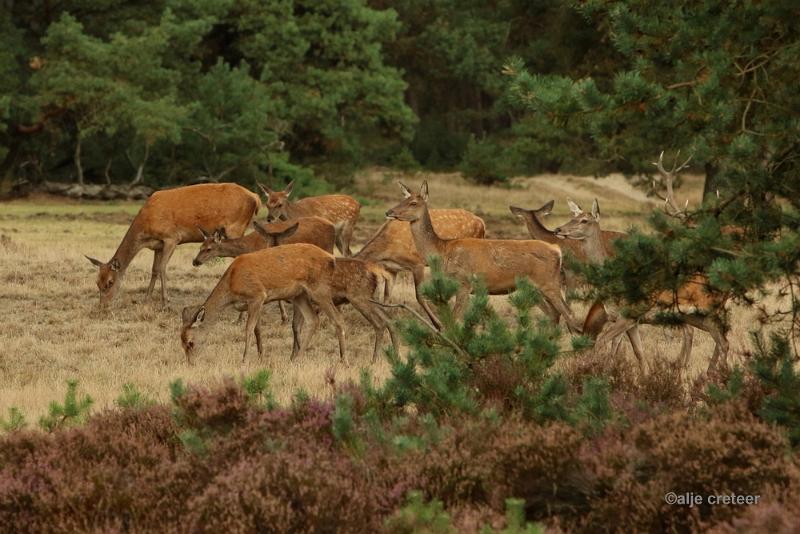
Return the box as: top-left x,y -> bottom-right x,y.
385,181 -> 582,333
355,202 -> 485,326
290,258 -> 398,363
192,216 -> 335,266
86,183 -> 261,307
258,181 -> 361,256
554,198 -> 729,374
180,243 -> 347,364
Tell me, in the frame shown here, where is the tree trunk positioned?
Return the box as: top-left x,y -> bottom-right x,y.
130,142 -> 149,186
74,136 -> 85,185
702,162 -> 721,202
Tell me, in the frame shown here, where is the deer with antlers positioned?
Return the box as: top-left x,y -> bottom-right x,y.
386,181 -> 582,332
86,183 -> 261,307
554,199 -> 729,374
355,201 -> 485,327
180,243 -> 347,364
258,181 -> 361,256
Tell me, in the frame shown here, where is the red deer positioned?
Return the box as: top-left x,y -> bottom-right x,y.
386,181 -> 582,332
86,183 -> 260,307
355,204 -> 485,326
258,181 -> 361,256
286,257 -> 398,363
180,243 -> 346,364
553,199 -> 729,374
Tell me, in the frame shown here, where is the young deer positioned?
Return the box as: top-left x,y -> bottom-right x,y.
86,183 -> 261,307
192,216 -> 335,265
553,199 -> 729,374
386,181 -> 581,333
180,243 -> 347,364
258,181 -> 361,256
355,204 -> 486,326
290,258 -> 398,363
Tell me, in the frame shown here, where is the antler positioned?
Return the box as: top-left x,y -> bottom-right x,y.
651,150 -> 692,219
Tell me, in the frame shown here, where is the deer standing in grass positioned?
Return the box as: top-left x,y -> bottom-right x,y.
554,199 -> 729,374
511,200 -> 641,355
86,183 -> 261,307
192,216 -> 336,323
259,181 -> 360,256
355,203 -> 485,327
180,243 -> 347,364
386,181 -> 581,332
284,256 -> 398,363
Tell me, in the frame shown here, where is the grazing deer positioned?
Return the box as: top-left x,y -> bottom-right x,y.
290,258 -> 398,363
386,181 -> 582,333
180,243 -> 347,364
86,183 -> 261,307
192,216 -> 335,267
553,199 -> 729,374
258,181 -> 361,256
355,203 -> 485,326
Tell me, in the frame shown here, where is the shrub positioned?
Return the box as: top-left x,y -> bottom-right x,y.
38,379 -> 93,432
0,407 -> 26,432
459,136 -> 509,185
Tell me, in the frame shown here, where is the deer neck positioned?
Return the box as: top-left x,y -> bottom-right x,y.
579,226 -> 607,263
199,274 -> 236,328
111,221 -> 145,272
408,205 -> 445,259
524,213 -> 557,243
218,238 -> 250,258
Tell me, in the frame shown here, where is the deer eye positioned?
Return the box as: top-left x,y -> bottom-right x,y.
580,219 -> 588,224
410,201 -> 418,206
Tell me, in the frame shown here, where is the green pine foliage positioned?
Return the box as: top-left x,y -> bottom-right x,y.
370,257 -> 611,429
38,379 -> 94,432
115,383 -> 156,410
750,333 -> 800,447
0,407 -> 27,433
385,491 -> 454,534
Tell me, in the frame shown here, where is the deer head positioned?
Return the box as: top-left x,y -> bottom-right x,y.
180,305 -> 206,364
192,227 -> 228,266
553,199 -> 602,241
85,255 -> 122,306
386,181 -> 429,222
258,181 -> 294,222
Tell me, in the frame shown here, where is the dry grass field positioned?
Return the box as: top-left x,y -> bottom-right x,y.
0,170 -> 770,419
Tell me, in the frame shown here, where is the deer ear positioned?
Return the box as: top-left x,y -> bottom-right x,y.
541,200 -> 554,215
213,228 -> 227,243
258,182 -> 273,198
591,199 -> 600,220
284,180 -> 294,197
197,227 -> 210,240
109,258 -> 121,271
182,306 -> 205,327
567,199 -> 582,216
509,206 -> 528,217
398,182 -> 412,198
273,222 -> 299,242
86,255 -> 104,268
420,181 -> 429,202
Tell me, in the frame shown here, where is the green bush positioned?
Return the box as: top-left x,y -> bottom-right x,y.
459,137 -> 509,185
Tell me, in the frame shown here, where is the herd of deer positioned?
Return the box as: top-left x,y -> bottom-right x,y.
85,158 -> 730,374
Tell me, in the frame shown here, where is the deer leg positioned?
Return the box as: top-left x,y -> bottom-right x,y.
412,265 -> 442,329
537,300 -> 561,326
146,248 -> 163,298
339,220 -> 356,257
291,295 -> 319,361
452,281 -> 472,318
156,239 -> 178,305
313,294 -> 348,365
278,300 -> 288,323
242,299 -> 264,362
349,298 -> 386,363
254,320 -> 264,359
624,323 -> 646,375
678,325 -> 694,370
543,289 -> 581,334
684,315 -> 729,374
374,304 -> 399,360
291,300 -> 305,356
